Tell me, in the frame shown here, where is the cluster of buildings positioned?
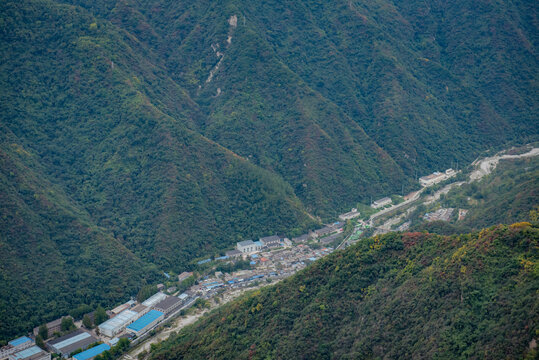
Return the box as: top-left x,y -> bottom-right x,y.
235,235 -> 292,254
4,209 -> 365,360
423,208 -> 455,222
0,335 -> 107,360
232,227 -> 345,257
3,289 -> 194,360
191,244 -> 335,300
0,337 -> 49,360
98,292 -> 188,338
419,168 -> 456,187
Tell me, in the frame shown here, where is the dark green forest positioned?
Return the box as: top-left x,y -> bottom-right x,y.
0,0 -> 537,341
150,224 -> 539,359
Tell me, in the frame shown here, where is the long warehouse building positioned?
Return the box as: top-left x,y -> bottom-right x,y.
153,296 -> 182,316
72,344 -> 110,360
98,310 -> 139,338
47,330 -> 97,358
126,310 -> 164,336
8,346 -> 50,360
141,292 -> 167,308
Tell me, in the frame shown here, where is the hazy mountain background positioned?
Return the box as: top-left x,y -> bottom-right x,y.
0,0 -> 537,340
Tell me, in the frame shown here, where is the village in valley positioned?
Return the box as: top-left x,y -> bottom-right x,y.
6,144 -> 538,360
0,166 -> 460,360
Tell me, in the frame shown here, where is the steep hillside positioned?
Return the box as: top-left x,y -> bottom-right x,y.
1,0 -> 538,341
64,0 -> 538,210
0,126 -> 159,341
0,0 -> 315,340
0,0 -> 316,268
149,224 -> 539,359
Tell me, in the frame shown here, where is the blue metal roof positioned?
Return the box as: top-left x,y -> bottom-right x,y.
73,344 -> 110,360
126,310 -> 163,333
197,258 -> 211,265
9,336 -> 32,347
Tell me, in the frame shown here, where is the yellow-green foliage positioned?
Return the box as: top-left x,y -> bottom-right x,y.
150,226 -> 539,359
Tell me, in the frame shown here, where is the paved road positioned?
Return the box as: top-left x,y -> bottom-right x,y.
369,190 -> 424,224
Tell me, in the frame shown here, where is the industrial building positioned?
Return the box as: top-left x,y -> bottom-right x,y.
372,197 -> 392,208
339,208 -> 361,221
1,337 -> 34,359
126,310 -> 164,336
225,249 -> 242,258
153,296 -> 182,316
72,344 -> 110,360
131,304 -> 149,316
47,329 -> 97,358
33,317 -> 71,338
419,171 -> 447,187
110,300 -> 134,316
292,234 -> 310,243
236,240 -> 262,253
98,310 -> 139,338
259,235 -> 281,247
312,222 -> 343,238
8,346 -> 50,360
141,292 -> 167,308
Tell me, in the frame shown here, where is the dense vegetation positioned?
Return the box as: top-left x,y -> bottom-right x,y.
150,224 -> 539,359
0,0 -> 537,340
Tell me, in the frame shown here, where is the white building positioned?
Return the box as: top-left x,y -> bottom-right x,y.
98,309 -> 139,338
372,197 -> 392,208
236,240 -> 262,253
339,208 -> 361,221
141,292 -> 168,308
419,171 -> 446,187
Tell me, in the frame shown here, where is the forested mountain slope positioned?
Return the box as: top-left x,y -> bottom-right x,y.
62,0 -> 538,212
149,224 -> 539,360
0,0 -> 315,340
0,126 -> 159,341
0,0 -> 537,341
